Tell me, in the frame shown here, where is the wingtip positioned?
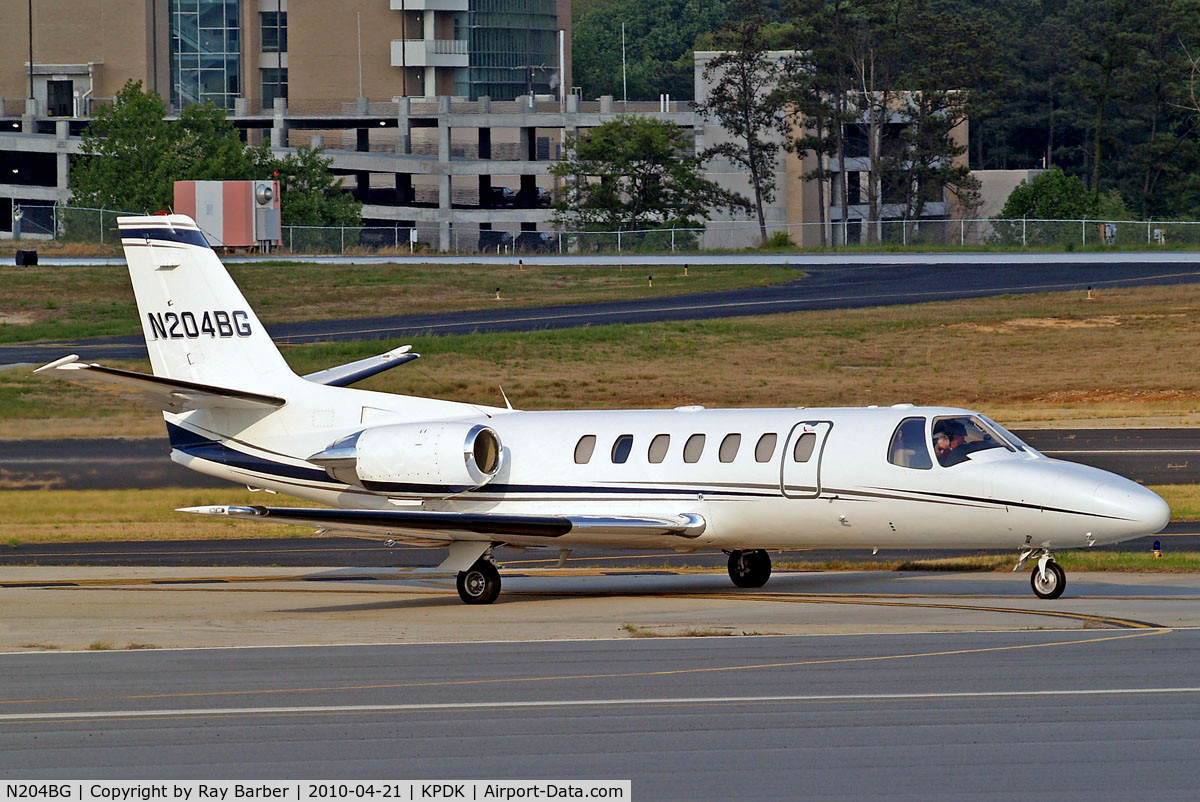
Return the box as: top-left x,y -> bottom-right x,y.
34,354 -> 80,374
176,505 -> 265,517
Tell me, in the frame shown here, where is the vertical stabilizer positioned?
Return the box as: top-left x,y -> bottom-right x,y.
119,214 -> 294,391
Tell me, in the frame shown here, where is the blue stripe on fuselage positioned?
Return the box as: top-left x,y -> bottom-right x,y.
167,423 -> 330,483
164,423 -> 777,498
121,227 -> 211,248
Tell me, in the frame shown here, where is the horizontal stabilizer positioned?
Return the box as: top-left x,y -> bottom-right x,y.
178,505 -> 706,541
302,345 -> 419,387
35,355 -> 286,412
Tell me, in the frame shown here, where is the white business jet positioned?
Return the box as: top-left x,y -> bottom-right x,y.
37,215 -> 1169,604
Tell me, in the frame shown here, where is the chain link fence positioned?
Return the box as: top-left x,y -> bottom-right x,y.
7,204 -> 1200,254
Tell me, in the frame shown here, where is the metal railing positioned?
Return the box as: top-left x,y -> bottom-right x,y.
7,204 -> 1200,254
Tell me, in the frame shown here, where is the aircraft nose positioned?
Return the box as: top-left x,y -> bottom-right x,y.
1093,480 -> 1170,535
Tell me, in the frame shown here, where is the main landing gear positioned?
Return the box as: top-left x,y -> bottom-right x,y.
1016,548 -> 1066,600
726,549 -> 772,588
457,558 -> 501,605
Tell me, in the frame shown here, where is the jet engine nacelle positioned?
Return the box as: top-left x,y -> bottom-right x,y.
309,421 -> 504,492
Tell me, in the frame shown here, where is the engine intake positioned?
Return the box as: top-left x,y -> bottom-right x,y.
310,421 -> 504,493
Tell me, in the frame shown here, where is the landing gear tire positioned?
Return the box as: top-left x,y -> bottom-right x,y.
727,549 -> 772,589
1030,560 -> 1066,600
457,559 -> 501,605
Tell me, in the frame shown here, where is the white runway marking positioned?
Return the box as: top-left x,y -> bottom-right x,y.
8,687 -> 1200,722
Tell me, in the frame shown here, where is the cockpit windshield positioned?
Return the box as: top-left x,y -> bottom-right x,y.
978,414 -> 1040,455
931,415 -> 1014,467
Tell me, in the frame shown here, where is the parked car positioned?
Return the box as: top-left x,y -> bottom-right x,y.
486,187 -> 517,208
515,231 -> 555,252
536,187 -> 552,207
478,229 -> 514,251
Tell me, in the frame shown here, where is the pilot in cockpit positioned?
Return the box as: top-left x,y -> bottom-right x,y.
933,419 -> 971,467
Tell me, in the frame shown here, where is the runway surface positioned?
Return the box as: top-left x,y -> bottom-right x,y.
1,625 -> 1199,797
5,258 -> 1200,365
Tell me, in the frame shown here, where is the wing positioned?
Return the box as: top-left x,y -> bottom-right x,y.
301,345 -> 419,388
35,355 -> 285,412
178,504 -> 707,543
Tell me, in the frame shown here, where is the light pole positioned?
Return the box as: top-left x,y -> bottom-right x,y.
28,0 -> 35,102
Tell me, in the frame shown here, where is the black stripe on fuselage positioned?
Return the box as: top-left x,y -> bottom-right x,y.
863,485 -> 1132,521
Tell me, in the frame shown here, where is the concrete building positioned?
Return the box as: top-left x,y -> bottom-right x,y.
0,93 -> 696,249
2,28 -> 1028,251
0,0 -> 572,116
0,0 -> 169,118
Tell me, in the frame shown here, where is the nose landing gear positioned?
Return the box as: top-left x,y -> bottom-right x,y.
1015,548 -> 1066,600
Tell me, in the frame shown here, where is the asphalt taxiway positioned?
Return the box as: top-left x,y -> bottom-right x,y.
2,572 -> 1200,796
6,256 -> 1200,365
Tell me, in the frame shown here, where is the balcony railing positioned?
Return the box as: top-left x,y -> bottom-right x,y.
389,0 -> 469,11
392,38 -> 469,68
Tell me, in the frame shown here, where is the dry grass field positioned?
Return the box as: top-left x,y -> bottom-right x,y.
8,280 -> 1200,438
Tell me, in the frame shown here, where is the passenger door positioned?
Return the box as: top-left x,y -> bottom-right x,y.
780,421 -> 833,499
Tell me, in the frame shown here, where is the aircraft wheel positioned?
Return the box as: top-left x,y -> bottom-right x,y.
457,559 -> 501,605
1030,560 -> 1066,600
728,549 -> 772,588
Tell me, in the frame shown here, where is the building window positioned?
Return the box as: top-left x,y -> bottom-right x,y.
464,0 -> 559,100
262,68 -> 288,107
261,11 -> 288,53
171,0 -> 242,111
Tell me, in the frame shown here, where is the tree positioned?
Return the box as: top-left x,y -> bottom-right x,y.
777,1 -> 863,248
696,0 -> 785,244
551,115 -> 750,230
883,7 -> 1001,220
998,167 -> 1094,219
271,147 -> 362,226
573,0 -> 734,101
69,81 -> 359,226
69,81 -> 179,212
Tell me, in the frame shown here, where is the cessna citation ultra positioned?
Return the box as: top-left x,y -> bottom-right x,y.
37,215 -> 1169,604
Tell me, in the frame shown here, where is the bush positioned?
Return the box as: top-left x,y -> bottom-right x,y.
761,230 -> 796,249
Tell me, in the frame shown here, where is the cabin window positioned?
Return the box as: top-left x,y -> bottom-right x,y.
611,434 -> 634,464
792,432 -> 817,462
683,433 -> 706,463
755,433 -> 778,462
574,435 -> 596,464
932,415 -> 1014,468
888,417 -> 932,470
648,434 -> 670,463
719,433 -> 741,463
